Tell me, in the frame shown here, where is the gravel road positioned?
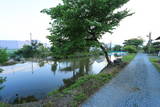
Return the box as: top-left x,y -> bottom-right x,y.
82,53 -> 160,107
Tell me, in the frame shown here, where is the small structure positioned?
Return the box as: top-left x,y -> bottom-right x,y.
155,36 -> 160,56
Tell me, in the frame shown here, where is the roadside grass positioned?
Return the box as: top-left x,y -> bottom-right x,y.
45,63 -> 126,107
122,53 -> 136,63
0,102 -> 9,107
150,57 -> 160,72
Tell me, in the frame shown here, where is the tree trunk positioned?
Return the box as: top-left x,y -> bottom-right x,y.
86,32 -> 112,65
100,44 -> 112,65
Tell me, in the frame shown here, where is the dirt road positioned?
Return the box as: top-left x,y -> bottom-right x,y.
83,53 -> 160,107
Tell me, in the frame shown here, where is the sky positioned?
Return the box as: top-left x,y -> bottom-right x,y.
0,0 -> 160,45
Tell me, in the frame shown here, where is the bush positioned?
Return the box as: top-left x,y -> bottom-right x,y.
123,45 -> 137,53
113,45 -> 122,51
0,49 -> 8,64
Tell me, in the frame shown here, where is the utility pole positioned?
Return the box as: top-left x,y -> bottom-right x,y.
30,32 -> 34,73
30,32 -> 32,45
147,32 -> 152,54
110,41 -> 112,52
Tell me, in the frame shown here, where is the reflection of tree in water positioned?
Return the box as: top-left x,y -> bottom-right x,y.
51,61 -> 58,74
0,77 -> 6,90
60,58 -> 91,89
38,61 -> 45,67
0,69 -> 6,90
60,58 -> 90,72
13,95 -> 38,104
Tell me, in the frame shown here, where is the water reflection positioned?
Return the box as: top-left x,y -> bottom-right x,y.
0,56 -> 109,103
0,77 -> 6,90
51,62 -> 57,73
38,61 -> 45,67
0,69 -> 6,90
59,58 -> 91,89
13,95 -> 38,104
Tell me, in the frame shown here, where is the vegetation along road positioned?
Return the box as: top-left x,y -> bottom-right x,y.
82,53 -> 160,107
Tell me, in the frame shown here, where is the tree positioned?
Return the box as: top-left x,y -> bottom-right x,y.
13,41 -> 50,59
152,42 -> 160,54
41,0 -> 132,64
113,45 -> 122,51
15,45 -> 33,58
144,42 -> 160,54
123,38 -> 143,49
0,49 -> 8,64
36,43 -> 50,59
123,45 -> 137,53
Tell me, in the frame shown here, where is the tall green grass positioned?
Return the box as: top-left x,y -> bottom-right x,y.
122,53 -> 136,63
150,58 -> 160,72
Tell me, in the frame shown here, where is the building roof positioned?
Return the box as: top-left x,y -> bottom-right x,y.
156,37 -> 160,40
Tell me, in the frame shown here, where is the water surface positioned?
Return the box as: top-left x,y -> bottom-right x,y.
0,56 -> 108,103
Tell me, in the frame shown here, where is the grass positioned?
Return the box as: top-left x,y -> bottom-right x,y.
122,53 -> 136,63
0,102 -> 9,107
150,57 -> 160,72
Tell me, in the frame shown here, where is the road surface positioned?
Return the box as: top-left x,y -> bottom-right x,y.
82,53 -> 160,107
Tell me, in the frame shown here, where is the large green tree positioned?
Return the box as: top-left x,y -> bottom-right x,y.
123,38 -> 143,49
42,0 -> 132,64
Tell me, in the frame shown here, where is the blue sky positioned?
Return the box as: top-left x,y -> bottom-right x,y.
0,0 -> 62,43
0,0 -> 160,44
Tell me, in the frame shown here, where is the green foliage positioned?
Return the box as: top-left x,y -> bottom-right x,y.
123,38 -> 143,49
151,42 -> 160,54
122,53 -> 136,63
150,58 -> 160,72
36,43 -> 50,59
42,0 -> 132,58
0,102 -> 9,107
113,45 -> 122,51
49,73 -> 113,96
123,45 -> 137,53
143,42 -> 160,54
143,45 -> 148,53
13,41 -> 50,59
15,45 -> 33,58
73,93 -> 87,102
0,49 -> 8,64
46,64 -> 126,106
150,58 -> 159,63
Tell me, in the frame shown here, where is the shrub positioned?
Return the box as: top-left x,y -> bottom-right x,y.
0,49 -> 8,64
123,45 -> 137,53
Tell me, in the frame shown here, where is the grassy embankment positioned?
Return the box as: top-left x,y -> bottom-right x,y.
150,57 -> 160,72
0,103 -> 9,107
42,53 -> 136,107
122,53 -> 136,63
